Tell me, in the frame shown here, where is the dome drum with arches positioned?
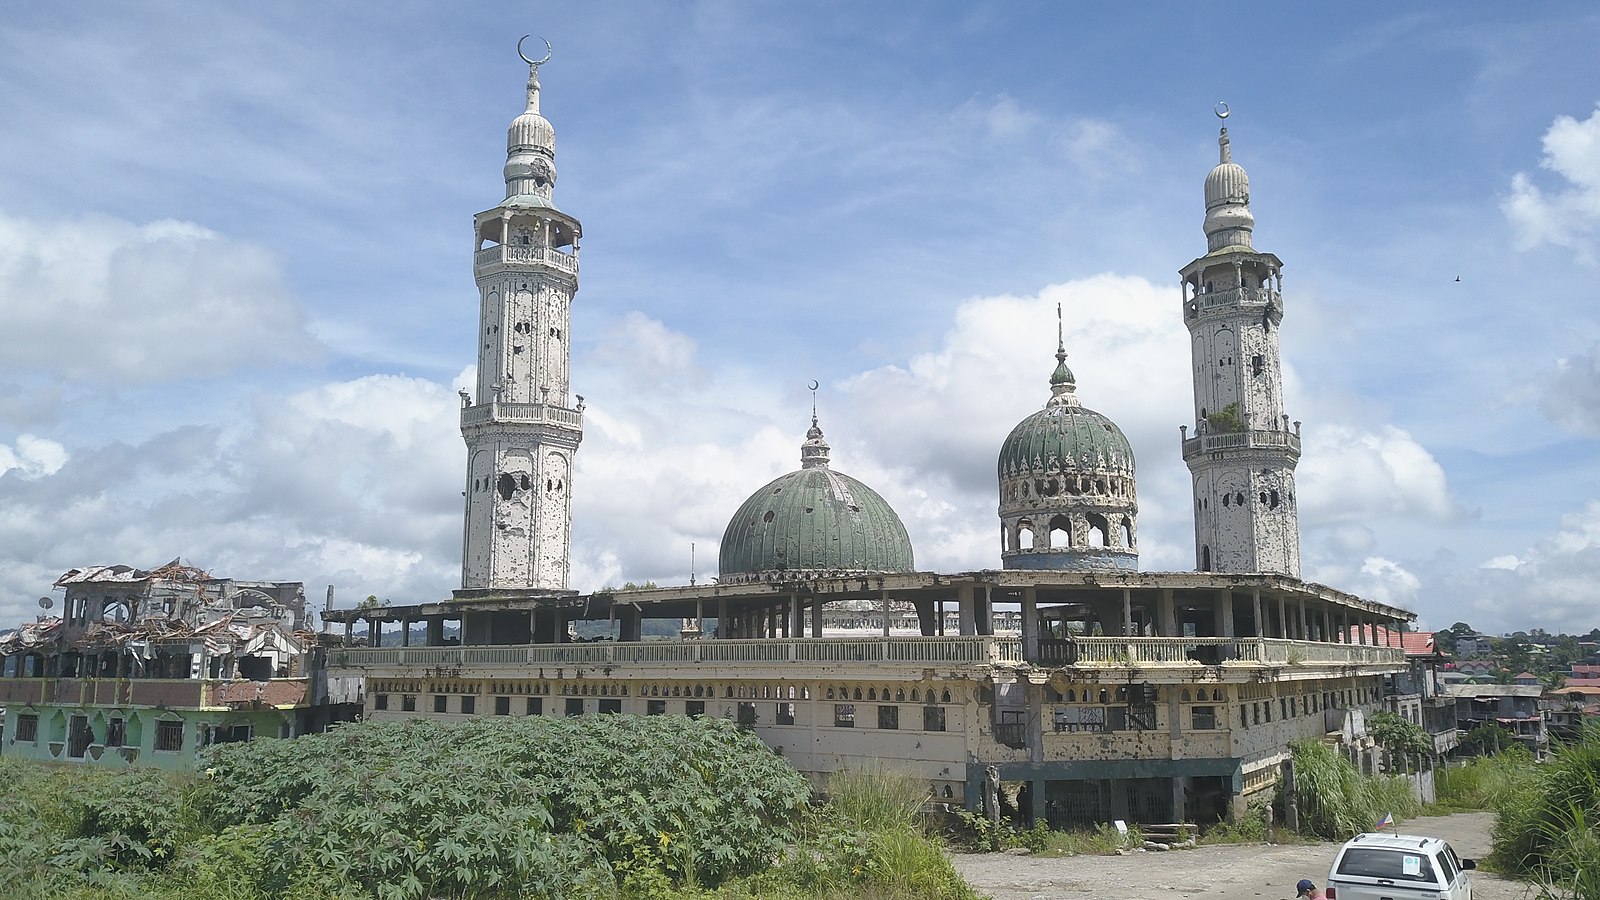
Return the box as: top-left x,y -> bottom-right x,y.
997,312 -> 1139,572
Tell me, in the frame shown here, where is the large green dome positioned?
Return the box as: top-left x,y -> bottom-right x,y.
998,404 -> 1135,477
719,419 -> 914,583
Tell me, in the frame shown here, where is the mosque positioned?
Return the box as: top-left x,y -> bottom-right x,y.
324,46 -> 1414,826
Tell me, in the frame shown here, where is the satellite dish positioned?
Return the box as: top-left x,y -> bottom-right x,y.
38,597 -> 52,610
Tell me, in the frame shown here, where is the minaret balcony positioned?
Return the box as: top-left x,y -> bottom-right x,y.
461,401 -> 583,430
1184,286 -> 1280,320
474,244 -> 579,275
1182,428 -> 1300,459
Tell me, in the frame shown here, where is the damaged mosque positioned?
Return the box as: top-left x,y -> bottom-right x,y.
2,43 -> 1436,827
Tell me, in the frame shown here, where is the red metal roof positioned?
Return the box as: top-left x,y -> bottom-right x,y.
1347,625 -> 1437,655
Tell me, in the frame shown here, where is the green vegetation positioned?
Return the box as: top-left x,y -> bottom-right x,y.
1434,747 -> 1536,812
1367,711 -> 1433,759
1488,721 -> 1600,900
1287,739 -> 1421,839
1206,402 -> 1242,434
0,719 -> 982,900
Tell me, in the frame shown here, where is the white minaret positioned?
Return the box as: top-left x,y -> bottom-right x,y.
460,38 -> 583,591
1179,106 -> 1301,577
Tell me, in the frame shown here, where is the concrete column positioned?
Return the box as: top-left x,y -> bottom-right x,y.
368,619 -> 379,648
1122,589 -> 1134,637
1252,588 -> 1264,638
427,616 -> 445,645
812,600 -> 823,638
881,590 -> 892,637
980,586 -> 995,636
619,606 -> 642,643
717,598 -> 728,639
695,598 -> 705,636
789,593 -> 802,637
1021,587 -> 1039,661
401,618 -> 411,647
344,620 -> 354,645
958,585 -> 976,636
1218,589 -> 1236,638
936,599 -> 945,636
1158,588 -> 1177,637
555,612 -> 566,643
1277,595 -> 1288,639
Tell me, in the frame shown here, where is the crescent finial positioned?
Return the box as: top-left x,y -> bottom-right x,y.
517,34 -> 553,68
1214,101 -> 1230,120
807,379 -> 820,392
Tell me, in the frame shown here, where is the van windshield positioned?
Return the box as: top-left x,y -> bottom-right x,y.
1336,847 -> 1439,883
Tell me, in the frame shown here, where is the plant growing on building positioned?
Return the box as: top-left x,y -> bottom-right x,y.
1367,711 -> 1432,759
1206,402 -> 1243,434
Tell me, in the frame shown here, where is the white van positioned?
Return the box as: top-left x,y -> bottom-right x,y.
1325,832 -> 1477,900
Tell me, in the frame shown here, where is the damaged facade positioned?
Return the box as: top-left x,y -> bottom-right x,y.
323,55 -> 1419,830
0,561 -> 360,770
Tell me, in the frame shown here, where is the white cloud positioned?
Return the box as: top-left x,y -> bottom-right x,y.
954,93 -> 1042,141
1439,500 -> 1600,632
1055,119 -> 1142,178
1505,103 -> 1600,262
1540,342 -> 1600,436
1296,424 -> 1460,524
0,211 -> 321,384
0,434 -> 67,479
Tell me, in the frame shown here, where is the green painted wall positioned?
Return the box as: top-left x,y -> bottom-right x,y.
2,704 -> 293,771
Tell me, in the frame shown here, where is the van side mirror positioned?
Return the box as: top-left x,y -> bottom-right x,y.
1461,859 -> 1476,870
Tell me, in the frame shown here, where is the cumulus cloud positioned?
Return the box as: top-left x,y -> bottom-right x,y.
1055,119 -> 1142,178
1296,424 -> 1460,524
1505,103 -> 1600,262
0,211 -> 321,383
1540,341 -> 1600,436
1434,500 -> 1600,633
0,375 -> 460,626
0,434 -> 67,479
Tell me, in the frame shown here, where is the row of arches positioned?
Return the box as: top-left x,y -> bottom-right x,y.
1003,513 -> 1135,554
1002,473 -> 1134,503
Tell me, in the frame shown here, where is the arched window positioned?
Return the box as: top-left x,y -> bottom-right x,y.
1048,515 -> 1071,550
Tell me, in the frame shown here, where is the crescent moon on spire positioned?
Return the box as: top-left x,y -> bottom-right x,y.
1214,101 -> 1230,120
807,380 -> 820,391
517,35 -> 553,67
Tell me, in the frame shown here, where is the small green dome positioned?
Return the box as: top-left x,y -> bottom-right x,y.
999,404 -> 1135,477
719,420 -> 914,582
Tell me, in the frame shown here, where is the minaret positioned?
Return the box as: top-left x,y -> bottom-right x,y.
1179,106 -> 1301,576
460,38 -> 584,592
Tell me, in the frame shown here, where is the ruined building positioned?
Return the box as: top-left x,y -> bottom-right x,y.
323,50 -> 1416,828
0,561 -> 360,769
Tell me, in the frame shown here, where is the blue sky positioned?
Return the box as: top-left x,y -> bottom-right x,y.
1,3 -> 1598,636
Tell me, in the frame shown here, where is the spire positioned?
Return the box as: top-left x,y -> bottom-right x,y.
1202,102 -> 1254,252
505,36 -> 557,200
1046,303 -> 1080,409
801,413 -> 831,469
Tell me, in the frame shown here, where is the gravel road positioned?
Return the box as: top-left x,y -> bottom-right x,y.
952,812 -> 1534,900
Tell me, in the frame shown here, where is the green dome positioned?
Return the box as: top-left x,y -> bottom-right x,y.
719,422 -> 914,582
998,404 -> 1135,477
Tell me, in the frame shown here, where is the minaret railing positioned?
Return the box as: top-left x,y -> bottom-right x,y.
461,401 -> 584,429
1181,429 -> 1301,457
473,244 -> 579,274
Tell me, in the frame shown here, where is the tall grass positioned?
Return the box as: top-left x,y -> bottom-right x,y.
1434,747 -> 1535,811
1490,721 -> 1600,900
823,762 -> 930,834
1289,740 -> 1421,839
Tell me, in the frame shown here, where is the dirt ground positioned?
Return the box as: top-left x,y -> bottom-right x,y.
952,812 -> 1535,900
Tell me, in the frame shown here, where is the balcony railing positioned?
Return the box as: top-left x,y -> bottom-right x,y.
1182,429 -> 1301,457
460,402 -> 584,429
473,245 -> 579,275
327,634 -> 1404,673
331,636 -> 1024,670
1037,636 -> 1405,668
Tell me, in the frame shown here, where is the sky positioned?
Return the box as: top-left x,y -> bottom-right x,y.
1,2 -> 1598,637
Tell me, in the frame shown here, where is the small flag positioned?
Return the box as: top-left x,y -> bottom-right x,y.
1375,812 -> 1394,830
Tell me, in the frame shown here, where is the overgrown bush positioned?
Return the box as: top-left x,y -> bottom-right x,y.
1434,747 -> 1535,811
0,715 -> 816,899
1490,721 -> 1600,900
1288,739 -> 1420,839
